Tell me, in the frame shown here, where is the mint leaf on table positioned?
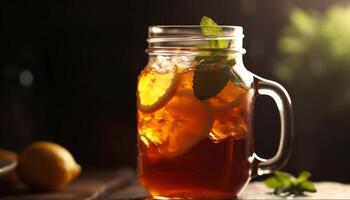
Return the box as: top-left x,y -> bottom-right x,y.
193,16 -> 243,100
265,176 -> 282,188
264,171 -> 317,196
300,181 -> 317,192
274,171 -> 294,185
296,171 -> 311,183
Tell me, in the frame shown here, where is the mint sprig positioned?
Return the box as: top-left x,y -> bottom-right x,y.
264,171 -> 317,196
193,59 -> 232,100
193,16 -> 244,100
200,16 -> 228,48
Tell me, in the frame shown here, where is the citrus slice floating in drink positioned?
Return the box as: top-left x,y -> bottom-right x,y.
163,89 -> 213,157
139,89 -> 213,158
137,68 -> 178,112
207,81 -> 247,112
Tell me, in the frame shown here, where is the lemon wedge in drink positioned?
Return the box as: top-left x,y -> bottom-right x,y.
163,89 -> 213,157
137,68 -> 178,112
207,81 -> 247,112
139,89 -> 213,158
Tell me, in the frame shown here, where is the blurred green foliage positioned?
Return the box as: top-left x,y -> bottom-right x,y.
275,5 -> 350,113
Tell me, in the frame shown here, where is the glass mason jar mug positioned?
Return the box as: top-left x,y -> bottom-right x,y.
137,26 -> 293,199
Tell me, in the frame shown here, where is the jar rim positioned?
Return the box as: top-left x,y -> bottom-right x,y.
147,25 -> 245,53
148,25 -> 244,40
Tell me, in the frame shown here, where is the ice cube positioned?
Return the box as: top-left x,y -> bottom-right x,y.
171,55 -> 195,72
138,109 -> 171,146
151,55 -> 195,73
209,112 -> 247,143
151,56 -> 174,73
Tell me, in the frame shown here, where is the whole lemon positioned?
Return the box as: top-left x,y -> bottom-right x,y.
18,141 -> 81,190
0,149 -> 19,184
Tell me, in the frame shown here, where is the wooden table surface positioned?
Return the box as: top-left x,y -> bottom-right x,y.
1,168 -> 350,200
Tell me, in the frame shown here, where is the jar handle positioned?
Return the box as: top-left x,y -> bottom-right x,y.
252,74 -> 294,176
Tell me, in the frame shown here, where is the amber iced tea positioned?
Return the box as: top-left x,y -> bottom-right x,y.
137,66 -> 253,199
137,24 -> 294,199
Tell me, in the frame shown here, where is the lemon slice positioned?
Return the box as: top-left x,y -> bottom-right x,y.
163,89 -> 213,157
207,81 -> 247,112
138,89 -> 213,158
137,68 -> 178,112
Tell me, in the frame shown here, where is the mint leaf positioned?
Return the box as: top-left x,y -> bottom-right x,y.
200,16 -> 222,36
264,177 -> 282,188
275,171 -> 294,186
264,171 -> 317,196
193,56 -> 241,100
194,16 -> 242,100
193,62 -> 230,100
200,16 -> 228,48
296,171 -> 311,183
300,181 -> 317,192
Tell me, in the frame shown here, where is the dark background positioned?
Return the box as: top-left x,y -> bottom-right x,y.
1,0 -> 350,182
